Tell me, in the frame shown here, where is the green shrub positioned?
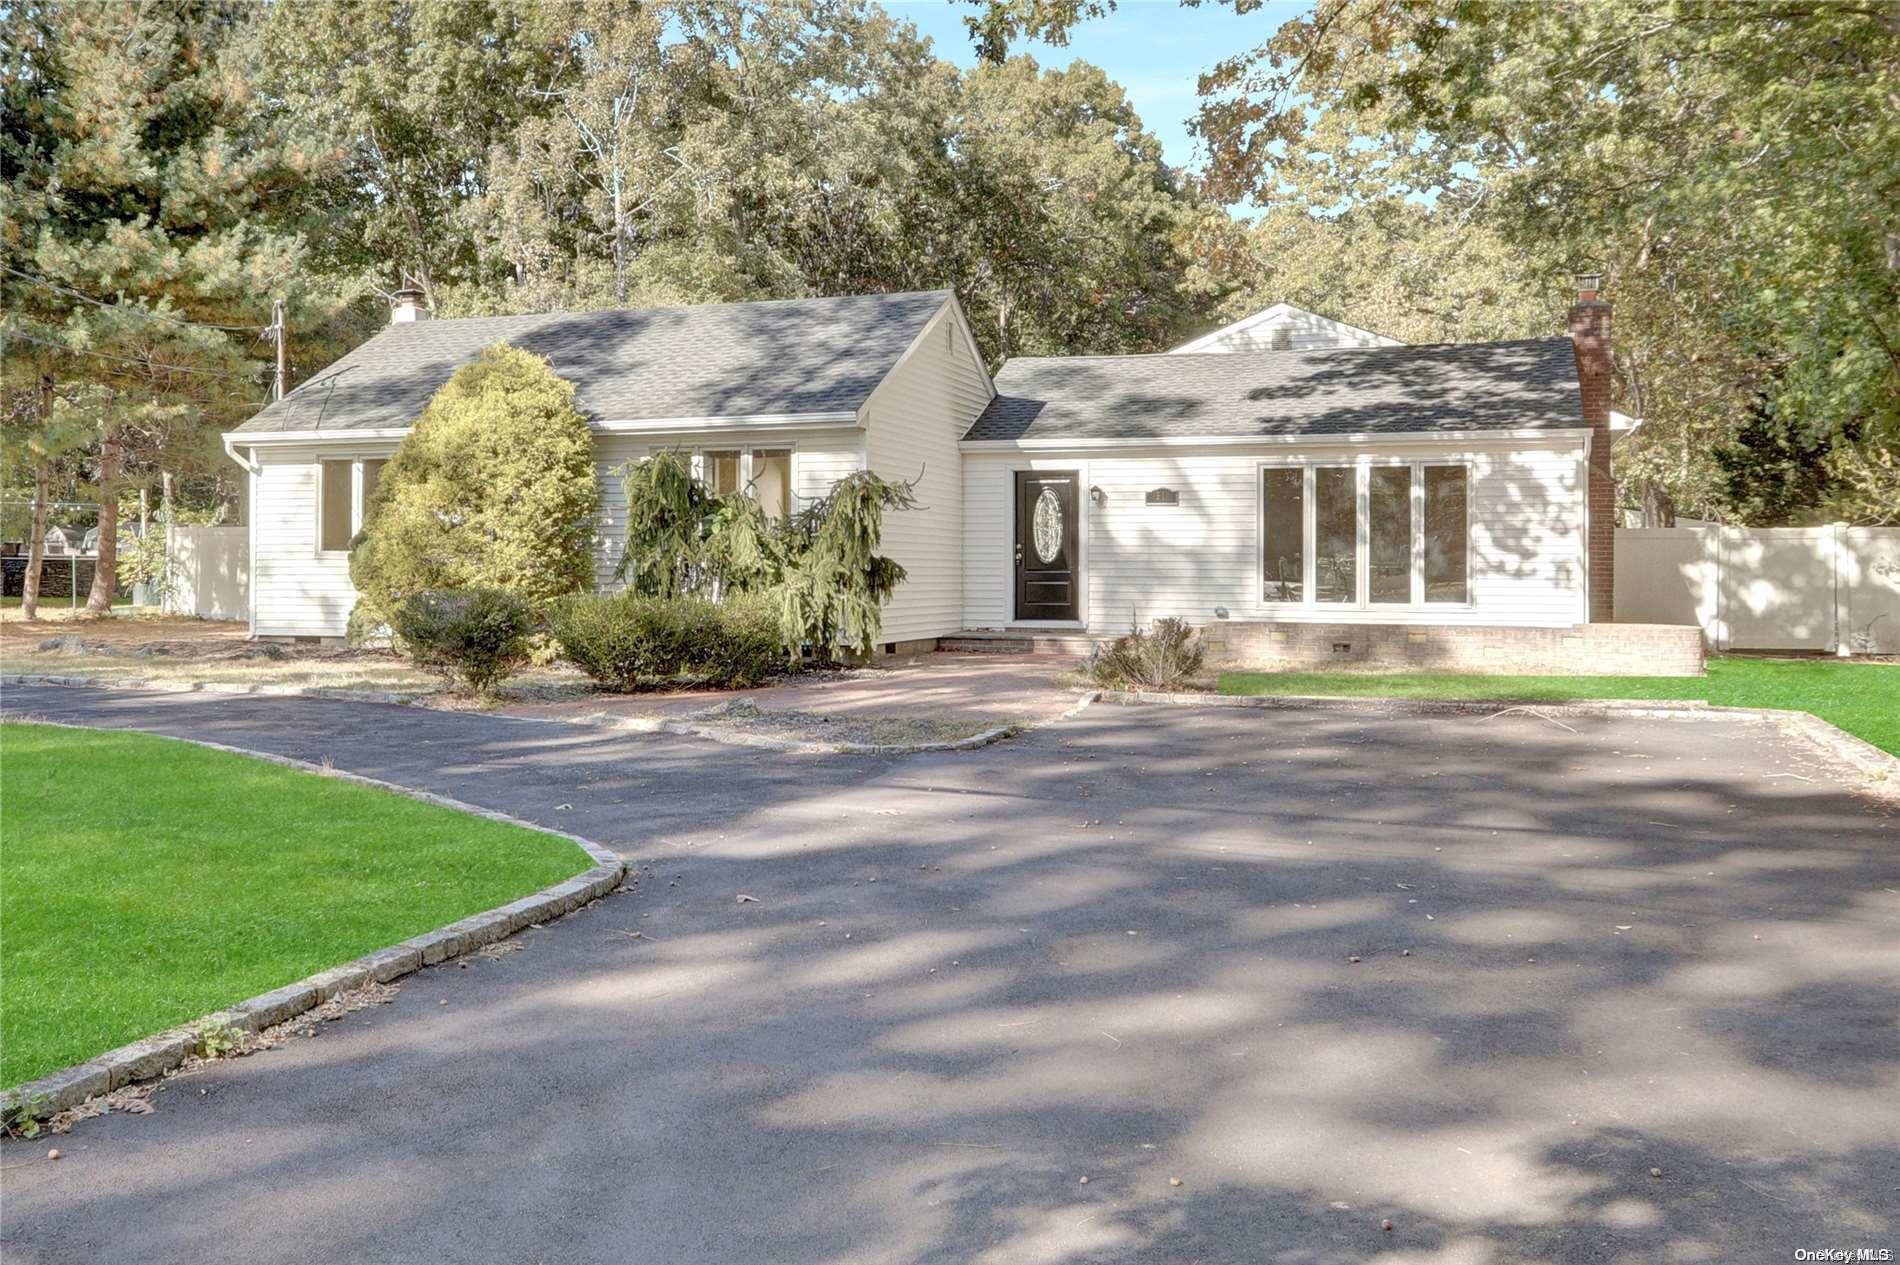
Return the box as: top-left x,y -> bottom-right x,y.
1086,617 -> 1205,691
778,470 -> 919,662
392,587 -> 535,694
349,343 -> 599,635
551,590 -> 784,692
616,451 -> 917,663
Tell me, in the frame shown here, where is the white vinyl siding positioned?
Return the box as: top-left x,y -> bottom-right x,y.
251,428 -> 873,635
960,436 -> 1589,631
591,428 -> 867,592
863,305 -> 993,644
250,440 -> 399,637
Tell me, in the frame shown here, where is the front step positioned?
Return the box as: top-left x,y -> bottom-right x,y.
940,630 -> 1100,656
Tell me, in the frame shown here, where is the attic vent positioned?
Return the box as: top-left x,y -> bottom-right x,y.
1145,487 -> 1180,506
1269,326 -> 1293,350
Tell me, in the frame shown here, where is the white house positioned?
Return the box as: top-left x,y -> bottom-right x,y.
1168,302 -> 1401,354
226,282 -> 1671,672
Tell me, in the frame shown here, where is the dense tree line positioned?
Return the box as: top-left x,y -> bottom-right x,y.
983,0 -> 1899,524
3,0 -> 1235,613
4,0 -> 1893,618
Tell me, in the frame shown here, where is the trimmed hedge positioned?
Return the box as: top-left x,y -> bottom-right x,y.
393,587 -> 534,694
551,590 -> 783,692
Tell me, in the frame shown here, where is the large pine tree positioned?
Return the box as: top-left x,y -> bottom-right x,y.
1,0 -> 310,612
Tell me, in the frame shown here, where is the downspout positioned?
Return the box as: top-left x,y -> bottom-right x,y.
222,437 -> 260,637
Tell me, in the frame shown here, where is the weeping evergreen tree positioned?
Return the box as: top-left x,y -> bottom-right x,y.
704,492 -> 787,593
616,452 -> 917,661
614,449 -> 714,597
778,471 -> 919,661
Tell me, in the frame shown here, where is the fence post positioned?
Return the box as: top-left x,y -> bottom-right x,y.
1709,526 -> 1727,653
1833,521 -> 1852,657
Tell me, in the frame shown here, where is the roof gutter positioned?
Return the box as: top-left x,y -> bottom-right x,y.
960,427 -> 1592,452
593,411 -> 861,433
223,411 -> 864,448
222,427 -> 412,446
221,434 -> 260,475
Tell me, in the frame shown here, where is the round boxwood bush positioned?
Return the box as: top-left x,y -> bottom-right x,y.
393,587 -> 535,695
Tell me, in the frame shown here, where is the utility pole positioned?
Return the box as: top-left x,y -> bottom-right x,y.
271,299 -> 287,401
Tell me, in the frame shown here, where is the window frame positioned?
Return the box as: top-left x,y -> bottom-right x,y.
1256,458 -> 1473,613
315,457 -> 385,557
685,444 -> 798,520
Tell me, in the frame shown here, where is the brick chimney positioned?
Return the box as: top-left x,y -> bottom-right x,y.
389,286 -> 430,324
1568,273 -> 1614,622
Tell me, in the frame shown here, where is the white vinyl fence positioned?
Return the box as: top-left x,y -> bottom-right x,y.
162,525 -> 249,622
1616,524 -> 1900,653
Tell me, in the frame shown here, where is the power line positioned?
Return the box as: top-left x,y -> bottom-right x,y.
1,328 -> 269,383
0,264 -> 268,333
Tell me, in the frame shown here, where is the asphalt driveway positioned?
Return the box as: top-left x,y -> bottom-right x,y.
2,686 -> 1896,1264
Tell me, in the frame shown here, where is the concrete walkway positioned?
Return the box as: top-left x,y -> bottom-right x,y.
2,685 -> 1896,1265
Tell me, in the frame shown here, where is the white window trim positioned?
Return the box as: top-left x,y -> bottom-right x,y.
1255,457 -> 1475,614
677,443 -> 799,517
315,458 -> 384,557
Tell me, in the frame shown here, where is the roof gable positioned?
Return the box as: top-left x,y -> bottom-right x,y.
234,290 -> 953,435
965,338 -> 1585,444
1171,303 -> 1402,354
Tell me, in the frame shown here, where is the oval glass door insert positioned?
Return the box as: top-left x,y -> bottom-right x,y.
1032,487 -> 1063,563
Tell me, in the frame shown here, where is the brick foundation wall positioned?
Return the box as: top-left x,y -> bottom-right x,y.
1200,621 -> 1705,677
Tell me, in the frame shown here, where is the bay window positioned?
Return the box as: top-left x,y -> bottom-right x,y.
1261,462 -> 1470,608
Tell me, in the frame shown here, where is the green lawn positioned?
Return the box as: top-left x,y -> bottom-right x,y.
0,722 -> 593,1088
1218,656 -> 1900,757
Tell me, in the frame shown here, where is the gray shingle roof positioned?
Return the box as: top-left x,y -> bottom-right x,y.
963,338 -> 1585,442
234,290 -> 953,434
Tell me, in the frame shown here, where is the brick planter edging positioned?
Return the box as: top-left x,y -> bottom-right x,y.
1099,689 -> 1899,792
3,675 -> 1103,757
0,723 -> 627,1125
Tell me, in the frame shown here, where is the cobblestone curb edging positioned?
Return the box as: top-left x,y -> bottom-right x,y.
3,674 -> 1102,757
0,722 -> 627,1125
1099,689 -> 1899,794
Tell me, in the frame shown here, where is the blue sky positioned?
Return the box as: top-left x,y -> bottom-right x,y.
886,0 -> 1311,179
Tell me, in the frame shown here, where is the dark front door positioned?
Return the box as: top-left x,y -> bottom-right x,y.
1014,470 -> 1080,621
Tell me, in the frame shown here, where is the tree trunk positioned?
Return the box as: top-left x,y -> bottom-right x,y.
1642,479 -> 1676,528
85,429 -> 121,614
611,98 -> 629,306
20,467 -> 49,621
21,372 -> 54,620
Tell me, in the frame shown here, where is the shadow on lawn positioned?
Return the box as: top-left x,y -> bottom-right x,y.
3,691 -> 1897,1264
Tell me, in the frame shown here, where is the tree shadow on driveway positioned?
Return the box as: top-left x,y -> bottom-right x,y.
2,688 -> 1896,1264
